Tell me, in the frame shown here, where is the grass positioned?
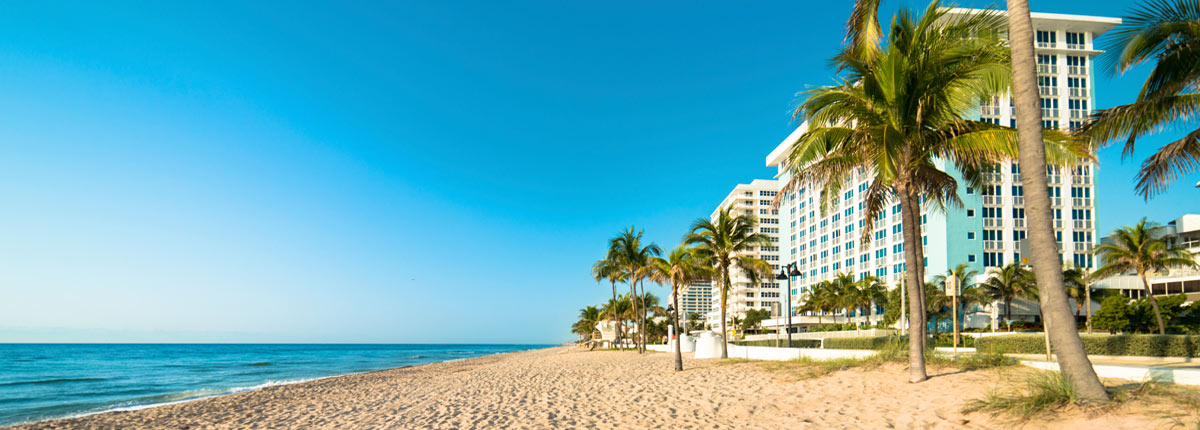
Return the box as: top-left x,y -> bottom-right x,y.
965,371 -> 1200,425
724,340 -> 1015,381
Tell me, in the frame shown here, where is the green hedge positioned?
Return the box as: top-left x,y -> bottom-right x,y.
823,335 -> 908,350
974,334 -> 1200,357
734,339 -> 822,348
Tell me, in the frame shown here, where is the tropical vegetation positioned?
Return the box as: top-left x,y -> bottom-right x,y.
1092,218 -> 1199,334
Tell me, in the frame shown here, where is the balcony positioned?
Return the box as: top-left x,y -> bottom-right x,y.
981,106 -> 1002,116
1042,108 -> 1059,118
1072,197 -> 1092,207
1013,196 -> 1025,206
1049,176 -> 1063,185
1014,218 -> 1026,229
1069,88 -> 1088,98
1068,66 -> 1087,76
1073,176 -> 1091,185
1070,109 -> 1088,119
1038,64 -> 1058,74
1037,41 -> 1056,49
1013,173 -> 1022,183
1055,219 -> 1064,229
984,218 -> 1003,228
1051,197 -> 1062,207
983,172 -> 1004,183
983,195 -> 1000,206
1039,86 -> 1059,97
1074,242 -> 1093,252
985,240 -> 1004,251
1073,219 -> 1094,229
1066,43 -> 1086,50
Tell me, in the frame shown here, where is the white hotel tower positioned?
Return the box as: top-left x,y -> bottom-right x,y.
765,10 -> 1119,328
704,179 -> 783,329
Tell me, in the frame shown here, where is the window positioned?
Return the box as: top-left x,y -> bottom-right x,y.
1036,30 -> 1056,48
967,232 -> 976,240
968,254 -> 976,262
966,187 -> 974,195
1065,32 -> 1085,49
967,209 -> 975,217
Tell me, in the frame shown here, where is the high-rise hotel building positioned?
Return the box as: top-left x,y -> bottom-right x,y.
765,10 -> 1120,324
704,179 -> 783,328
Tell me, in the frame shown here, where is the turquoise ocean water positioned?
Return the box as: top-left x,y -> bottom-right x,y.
0,344 -> 548,426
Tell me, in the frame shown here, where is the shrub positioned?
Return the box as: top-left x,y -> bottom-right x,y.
733,339 -> 823,348
824,335 -> 908,350
974,334 -> 1200,357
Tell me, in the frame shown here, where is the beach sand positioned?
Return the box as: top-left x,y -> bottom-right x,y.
13,347 -> 1191,429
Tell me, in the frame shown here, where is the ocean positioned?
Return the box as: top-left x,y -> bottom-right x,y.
0,343 -> 549,426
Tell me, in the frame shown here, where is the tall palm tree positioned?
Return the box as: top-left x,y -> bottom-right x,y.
1080,0 -> 1200,198
1092,218 -> 1199,334
650,245 -> 710,371
783,1 -> 1087,382
609,227 -> 662,353
1004,0 -> 1110,400
979,263 -> 1034,322
684,206 -> 771,359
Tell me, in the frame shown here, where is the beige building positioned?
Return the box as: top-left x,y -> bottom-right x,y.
704,179 -> 782,328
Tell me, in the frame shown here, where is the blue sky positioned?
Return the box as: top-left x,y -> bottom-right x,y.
0,1 -> 1194,343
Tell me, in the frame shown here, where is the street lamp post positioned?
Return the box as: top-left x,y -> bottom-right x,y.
776,263 -> 802,348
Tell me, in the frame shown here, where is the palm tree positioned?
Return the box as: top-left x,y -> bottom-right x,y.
979,263 -> 1034,322
1092,218 -> 1199,334
573,305 -> 603,341
1080,0 -> 1200,198
1062,265 -> 1090,322
783,1 -> 1087,382
591,257 -> 627,346
650,245 -> 710,371
1004,0 -> 1111,400
609,227 -> 662,353
684,206 -> 771,358
806,281 -> 837,325
599,295 -> 632,348
848,276 -> 887,327
931,263 -> 981,335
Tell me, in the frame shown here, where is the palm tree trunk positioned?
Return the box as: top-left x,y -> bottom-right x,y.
1005,298 -> 1013,322
896,184 -> 927,383
640,279 -> 649,353
1140,273 -> 1166,334
720,268 -> 730,359
611,280 -> 619,349
1006,0 -> 1109,401
629,279 -> 639,352
673,282 -> 683,371
1086,282 -> 1093,334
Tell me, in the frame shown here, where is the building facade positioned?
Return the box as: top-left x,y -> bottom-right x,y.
677,281 -> 714,327
704,179 -> 782,328
763,10 -> 1119,327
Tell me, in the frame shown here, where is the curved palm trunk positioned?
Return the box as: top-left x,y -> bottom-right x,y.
611,280 -> 620,349
629,279 -> 639,352
720,268 -> 730,359
1139,272 -> 1166,334
673,282 -> 683,371
1007,0 -> 1109,401
897,184 -> 927,383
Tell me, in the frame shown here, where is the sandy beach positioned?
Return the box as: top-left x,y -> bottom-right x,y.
11,347 -> 1191,429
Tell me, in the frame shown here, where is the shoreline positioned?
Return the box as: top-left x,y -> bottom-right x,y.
7,346 -> 555,429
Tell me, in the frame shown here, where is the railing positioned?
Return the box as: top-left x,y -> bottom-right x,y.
1014,219 -> 1026,229
1066,43 -> 1085,50
983,172 -> 1003,183
1073,219 -> 1093,229
1069,88 -> 1087,98
1054,219 -> 1063,229
981,106 -> 1002,116
983,195 -> 1000,205
892,254 -> 903,263
1039,86 -> 1059,97
985,240 -> 1004,251
1073,175 -> 1091,185
1050,197 -> 1062,207
1070,109 -> 1088,119
1037,41 -> 1056,49
984,218 -> 1003,228
1072,197 -> 1092,207
1038,64 -> 1058,74
1042,108 -> 1059,118
1049,176 -> 1063,185
1068,66 -> 1087,76
1074,242 -> 1092,252
1013,196 -> 1025,206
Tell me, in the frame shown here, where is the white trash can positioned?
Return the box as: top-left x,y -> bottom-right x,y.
693,331 -> 723,359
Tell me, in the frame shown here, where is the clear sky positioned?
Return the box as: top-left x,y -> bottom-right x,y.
0,1 -> 1194,344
